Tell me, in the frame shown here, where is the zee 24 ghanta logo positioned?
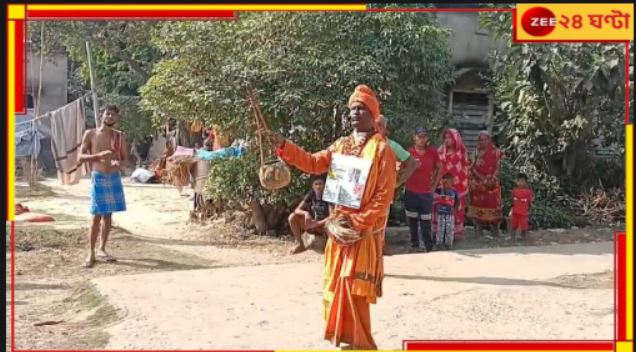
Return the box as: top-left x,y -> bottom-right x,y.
521,6 -> 631,37
521,7 -> 559,36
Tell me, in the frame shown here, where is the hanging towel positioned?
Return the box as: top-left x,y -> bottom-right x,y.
50,98 -> 87,185
15,109 -> 51,159
192,159 -> 212,193
168,146 -> 195,162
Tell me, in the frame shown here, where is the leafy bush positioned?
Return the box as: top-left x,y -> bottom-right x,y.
205,147 -> 313,211
143,12 -> 455,220
388,186 -> 407,226
527,202 -> 574,230
480,11 -> 625,193
499,159 -> 574,229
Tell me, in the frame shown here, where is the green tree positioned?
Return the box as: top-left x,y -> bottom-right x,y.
29,21 -> 158,84
141,12 -> 455,233
28,21 -> 161,144
479,10 -> 626,192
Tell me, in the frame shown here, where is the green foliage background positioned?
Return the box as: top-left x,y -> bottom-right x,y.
142,12 -> 455,208
27,10 -> 626,230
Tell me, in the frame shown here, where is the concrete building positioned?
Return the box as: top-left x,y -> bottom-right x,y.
434,7 -> 625,160
25,49 -> 69,114
19,48 -> 69,171
434,8 -> 507,150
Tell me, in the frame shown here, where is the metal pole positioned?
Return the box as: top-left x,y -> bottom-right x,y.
85,41 -> 100,127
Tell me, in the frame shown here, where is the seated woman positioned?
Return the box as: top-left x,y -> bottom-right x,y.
288,174 -> 331,254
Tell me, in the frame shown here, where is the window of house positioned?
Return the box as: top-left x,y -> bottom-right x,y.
452,91 -> 489,106
450,91 -> 490,129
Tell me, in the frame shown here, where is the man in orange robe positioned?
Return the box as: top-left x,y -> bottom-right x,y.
265,85 -> 397,350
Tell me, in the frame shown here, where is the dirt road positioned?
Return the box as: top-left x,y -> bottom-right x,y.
95,243 -> 613,350
8,177 -> 616,350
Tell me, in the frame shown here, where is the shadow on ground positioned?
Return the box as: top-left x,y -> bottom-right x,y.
385,271 -> 612,290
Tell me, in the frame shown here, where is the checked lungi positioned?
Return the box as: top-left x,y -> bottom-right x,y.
90,171 -> 127,215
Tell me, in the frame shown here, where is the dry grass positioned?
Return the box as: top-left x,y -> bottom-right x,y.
8,225 -> 221,350
15,182 -> 56,199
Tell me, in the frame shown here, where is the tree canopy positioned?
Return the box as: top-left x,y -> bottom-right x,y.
479,10 -> 626,192
141,12 -> 455,211
28,21 -> 160,139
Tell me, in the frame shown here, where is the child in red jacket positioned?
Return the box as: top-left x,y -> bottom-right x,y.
509,173 -> 533,240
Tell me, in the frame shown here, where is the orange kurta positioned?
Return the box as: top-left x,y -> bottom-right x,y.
278,133 -> 397,350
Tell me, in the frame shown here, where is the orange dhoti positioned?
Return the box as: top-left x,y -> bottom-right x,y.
278,133 -> 397,350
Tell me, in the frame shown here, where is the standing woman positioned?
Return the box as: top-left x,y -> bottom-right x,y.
434,128 -> 470,241
467,131 -> 504,235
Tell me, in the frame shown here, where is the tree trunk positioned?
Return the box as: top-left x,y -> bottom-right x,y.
249,198 -> 269,235
265,202 -> 288,230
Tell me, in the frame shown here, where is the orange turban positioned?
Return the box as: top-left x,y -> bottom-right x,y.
347,85 -> 380,121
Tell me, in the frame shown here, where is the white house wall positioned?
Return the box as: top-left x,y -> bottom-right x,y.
26,50 -> 68,117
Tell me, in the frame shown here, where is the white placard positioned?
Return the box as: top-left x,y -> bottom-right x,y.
323,153 -> 372,209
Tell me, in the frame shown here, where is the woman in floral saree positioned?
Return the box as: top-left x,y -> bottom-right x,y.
433,128 -> 470,240
467,131 -> 504,235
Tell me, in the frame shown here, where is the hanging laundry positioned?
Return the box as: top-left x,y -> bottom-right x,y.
168,146 -> 196,162
15,109 -> 50,159
190,120 -> 204,133
15,126 -> 41,159
195,145 -> 247,161
50,98 -> 87,185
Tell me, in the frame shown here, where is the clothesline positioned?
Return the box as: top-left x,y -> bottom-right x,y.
15,93 -> 91,127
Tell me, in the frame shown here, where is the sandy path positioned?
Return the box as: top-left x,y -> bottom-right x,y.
13,178 -> 615,350
94,242 -> 613,350
17,178 -> 326,264
17,178 -> 193,239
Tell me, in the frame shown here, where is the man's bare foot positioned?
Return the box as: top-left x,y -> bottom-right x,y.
96,250 -> 117,262
83,256 -> 96,268
289,243 -> 307,255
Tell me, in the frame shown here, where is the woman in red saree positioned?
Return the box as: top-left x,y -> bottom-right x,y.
433,128 -> 469,240
467,131 -> 504,235
264,85 -> 397,350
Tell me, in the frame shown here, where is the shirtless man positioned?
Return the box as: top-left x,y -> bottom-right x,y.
78,105 -> 128,268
